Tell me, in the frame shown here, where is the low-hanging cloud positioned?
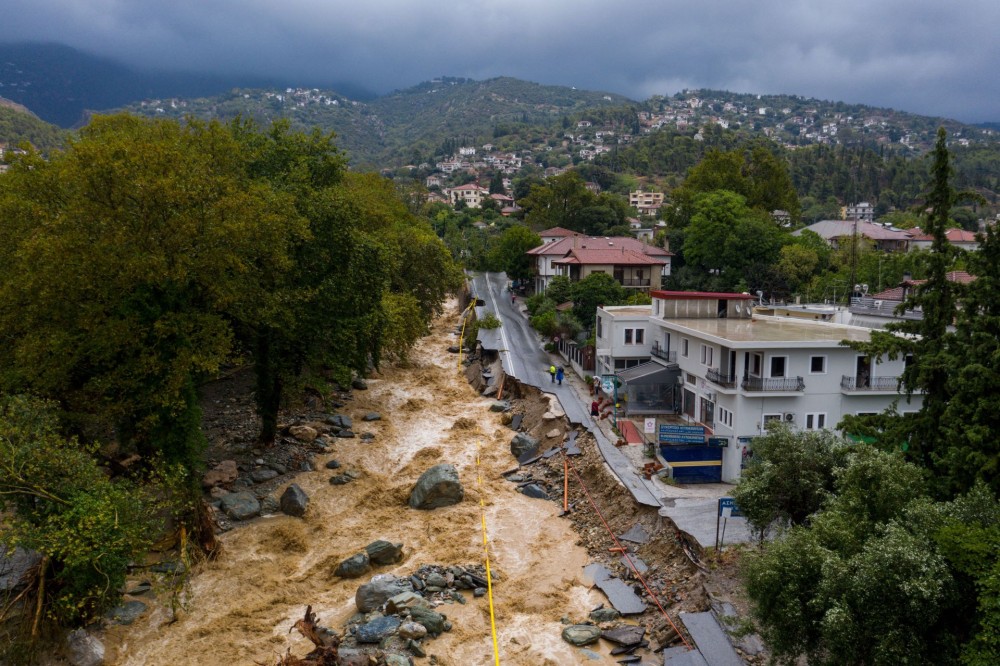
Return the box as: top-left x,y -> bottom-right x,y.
2,0 -> 998,122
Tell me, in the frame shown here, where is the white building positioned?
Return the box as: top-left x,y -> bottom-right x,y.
594,305 -> 655,378
610,291 -> 921,482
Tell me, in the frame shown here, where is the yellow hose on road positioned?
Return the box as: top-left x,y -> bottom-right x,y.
476,440 -> 502,665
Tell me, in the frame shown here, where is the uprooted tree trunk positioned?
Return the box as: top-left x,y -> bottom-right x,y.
269,606 -> 339,666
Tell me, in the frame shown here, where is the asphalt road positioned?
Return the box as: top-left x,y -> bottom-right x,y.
468,271 -> 592,424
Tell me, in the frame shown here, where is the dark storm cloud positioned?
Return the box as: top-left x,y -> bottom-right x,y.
3,0 -> 998,122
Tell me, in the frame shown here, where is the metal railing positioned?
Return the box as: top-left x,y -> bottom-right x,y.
650,345 -> 676,363
706,368 -> 737,388
618,277 -> 652,287
840,375 -> 901,391
741,376 -> 805,392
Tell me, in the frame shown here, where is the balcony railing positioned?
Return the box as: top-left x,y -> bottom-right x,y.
840,375 -> 901,391
618,278 -> 652,287
650,345 -> 676,363
706,368 -> 737,388
741,376 -> 805,392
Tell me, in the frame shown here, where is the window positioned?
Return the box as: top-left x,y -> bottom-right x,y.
624,328 -> 644,344
699,345 -> 713,366
718,406 -> 734,429
769,356 -> 787,378
810,356 -> 826,374
762,413 -> 782,429
596,316 -> 603,338
750,352 -> 763,377
654,299 -> 662,317
805,413 -> 827,430
686,373 -> 696,384
681,338 -> 689,357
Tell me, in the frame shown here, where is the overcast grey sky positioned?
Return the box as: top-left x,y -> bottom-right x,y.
3,0 -> 998,122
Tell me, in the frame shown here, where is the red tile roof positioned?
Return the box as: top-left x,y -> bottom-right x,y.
539,226 -> 582,238
871,271 -> 976,300
527,235 -> 673,257
552,247 -> 666,266
908,228 -> 979,243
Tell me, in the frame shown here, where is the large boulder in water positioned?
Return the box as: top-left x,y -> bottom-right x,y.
279,484 -> 309,517
408,464 -> 464,510
356,574 -> 412,613
510,433 -> 539,459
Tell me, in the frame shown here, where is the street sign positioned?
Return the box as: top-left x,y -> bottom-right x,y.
708,437 -> 729,447
718,497 -> 743,517
659,424 -> 706,443
643,418 -> 656,434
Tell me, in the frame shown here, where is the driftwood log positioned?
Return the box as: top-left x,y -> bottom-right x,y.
269,606 -> 340,666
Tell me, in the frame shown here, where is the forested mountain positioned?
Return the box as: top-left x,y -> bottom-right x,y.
116,77 -> 632,169
0,42 -> 370,128
0,99 -> 66,153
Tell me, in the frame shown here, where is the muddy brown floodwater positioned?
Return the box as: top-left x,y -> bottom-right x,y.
104,301 -> 622,665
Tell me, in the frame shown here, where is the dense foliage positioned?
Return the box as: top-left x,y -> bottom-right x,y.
0,106 -> 66,154
739,131 -> 1000,665
0,396 -> 176,628
0,113 -> 461,638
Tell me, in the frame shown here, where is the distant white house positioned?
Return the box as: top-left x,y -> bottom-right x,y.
443,183 -> 489,209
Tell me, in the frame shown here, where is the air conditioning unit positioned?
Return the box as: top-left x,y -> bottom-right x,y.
784,412 -> 795,422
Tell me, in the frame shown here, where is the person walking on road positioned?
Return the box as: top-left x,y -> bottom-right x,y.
591,400 -> 600,418
549,364 -> 556,383
556,366 -> 565,385
592,376 -> 601,396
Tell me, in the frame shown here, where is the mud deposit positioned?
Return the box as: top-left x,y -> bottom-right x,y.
102,302 -> 629,665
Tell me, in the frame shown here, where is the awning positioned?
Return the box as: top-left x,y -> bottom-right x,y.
616,361 -> 679,384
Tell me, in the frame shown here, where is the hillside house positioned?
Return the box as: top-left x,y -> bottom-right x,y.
793,220 -> 911,252
907,227 -> 980,252
843,202 -> 875,222
527,234 -> 672,294
629,190 -> 665,216
443,183 -> 489,209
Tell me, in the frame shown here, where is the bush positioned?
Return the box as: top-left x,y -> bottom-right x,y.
0,396 -> 174,627
531,310 -> 558,337
478,312 -> 502,330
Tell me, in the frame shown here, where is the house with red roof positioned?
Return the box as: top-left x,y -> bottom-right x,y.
848,271 -> 976,326
907,227 -> 980,252
526,233 -> 673,294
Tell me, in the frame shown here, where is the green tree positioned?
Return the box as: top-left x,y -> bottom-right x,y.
520,171 -> 597,232
570,272 -> 626,326
545,275 -> 574,304
486,224 -> 542,280
0,115 -> 302,466
741,445 -> 950,666
843,129 -> 972,492
733,426 -> 847,535
935,219 -> 1000,492
682,190 -> 787,291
